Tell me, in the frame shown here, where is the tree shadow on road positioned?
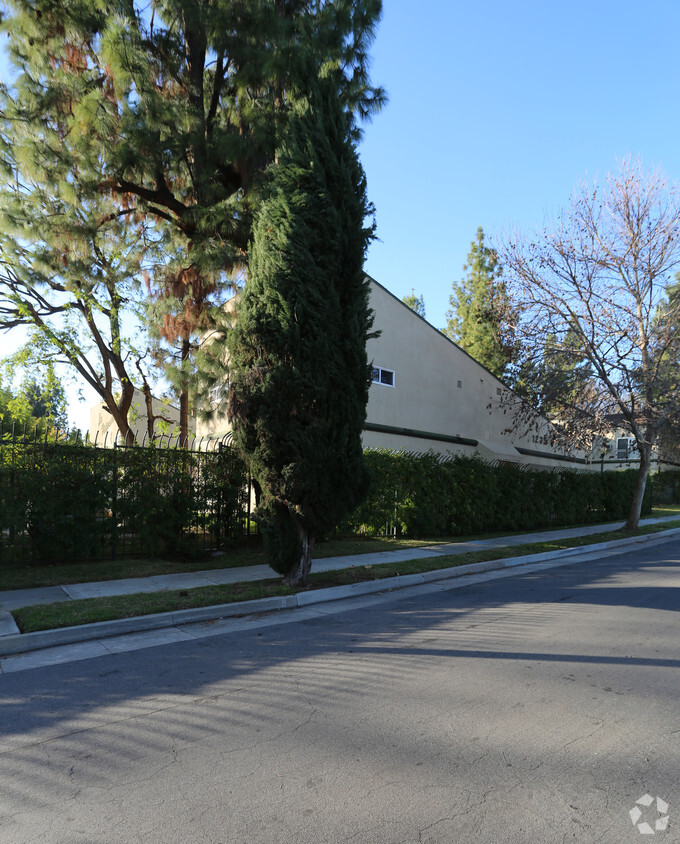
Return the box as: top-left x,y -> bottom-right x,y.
0,537 -> 678,818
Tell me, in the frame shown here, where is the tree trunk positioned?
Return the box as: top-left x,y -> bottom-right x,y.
283,516 -> 315,587
624,443 -> 653,530
179,337 -> 191,446
104,379 -> 135,446
179,389 -> 189,446
142,381 -> 155,441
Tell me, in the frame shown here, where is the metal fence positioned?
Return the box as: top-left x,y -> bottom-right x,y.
0,426 -> 252,565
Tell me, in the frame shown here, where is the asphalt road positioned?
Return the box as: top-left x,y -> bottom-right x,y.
1,537 -> 679,844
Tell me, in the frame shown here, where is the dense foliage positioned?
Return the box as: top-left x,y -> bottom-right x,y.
650,468 -> 680,506
402,290 -> 426,317
341,450 -> 653,537
0,438 -> 248,564
1,438 -> 665,567
0,362 -> 69,435
444,227 -> 514,378
0,0 -> 385,440
225,73 -> 375,585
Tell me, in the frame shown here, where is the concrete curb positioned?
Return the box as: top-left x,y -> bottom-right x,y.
2,527 -> 679,658
0,611 -> 20,638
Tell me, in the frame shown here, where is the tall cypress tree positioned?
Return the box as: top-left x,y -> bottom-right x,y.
445,227 -> 514,378
225,72 -> 375,586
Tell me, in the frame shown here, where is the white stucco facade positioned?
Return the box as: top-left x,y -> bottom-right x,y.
362,280 -> 587,468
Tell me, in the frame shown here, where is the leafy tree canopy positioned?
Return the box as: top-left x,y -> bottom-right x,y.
0,357 -> 69,435
0,0 -> 385,440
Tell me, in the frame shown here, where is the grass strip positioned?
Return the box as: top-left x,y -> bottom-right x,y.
12,518 -> 680,635
4,506 -> 679,591
0,536 -> 444,591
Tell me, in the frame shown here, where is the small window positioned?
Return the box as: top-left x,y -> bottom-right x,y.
457,380 -> 462,388
371,366 -> 395,387
616,437 -> 637,460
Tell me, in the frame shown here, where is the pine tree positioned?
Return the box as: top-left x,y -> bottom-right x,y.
0,359 -> 68,434
444,227 -> 514,378
0,10 -> 160,442
0,1 -> 385,437
402,289 -> 426,317
226,72 -> 375,586
650,274 -> 680,460
144,264 -> 220,443
511,329 -> 594,418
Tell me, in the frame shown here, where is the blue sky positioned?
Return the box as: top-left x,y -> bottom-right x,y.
359,0 -> 680,329
2,0 -> 680,429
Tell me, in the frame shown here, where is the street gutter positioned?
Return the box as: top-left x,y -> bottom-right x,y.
2,527 -> 679,658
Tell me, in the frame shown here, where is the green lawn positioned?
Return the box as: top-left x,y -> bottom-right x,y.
0,535 -> 444,591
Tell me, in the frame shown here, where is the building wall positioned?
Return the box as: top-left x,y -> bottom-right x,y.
364,281 -> 587,469
196,278 -> 590,470
590,426 -> 674,472
89,389 -> 195,446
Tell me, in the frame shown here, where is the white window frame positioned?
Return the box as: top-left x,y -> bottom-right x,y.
371,365 -> 396,388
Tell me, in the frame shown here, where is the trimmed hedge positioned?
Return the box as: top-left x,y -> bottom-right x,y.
1,440 -> 660,565
0,439 -> 249,564
650,468 -> 680,505
341,450 -> 652,537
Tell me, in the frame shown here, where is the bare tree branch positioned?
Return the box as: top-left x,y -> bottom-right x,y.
499,159 -> 680,528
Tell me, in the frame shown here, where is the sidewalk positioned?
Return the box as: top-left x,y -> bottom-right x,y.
1,516 -> 679,669
0,516 -> 675,614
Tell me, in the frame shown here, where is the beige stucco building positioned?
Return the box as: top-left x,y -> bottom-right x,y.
89,389 -> 195,446
198,278 -> 590,469
589,418 -> 680,472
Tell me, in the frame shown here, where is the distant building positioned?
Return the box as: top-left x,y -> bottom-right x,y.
89,389 -> 195,446
590,415 -> 680,472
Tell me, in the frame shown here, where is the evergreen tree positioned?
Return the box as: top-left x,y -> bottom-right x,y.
0,23 -> 160,443
21,365 -> 69,431
0,360 -> 68,435
444,227 -> 514,378
144,264 -> 220,443
226,72 -> 375,586
649,274 -> 680,459
511,329 -> 595,418
0,1 -> 384,436
402,289 -> 426,317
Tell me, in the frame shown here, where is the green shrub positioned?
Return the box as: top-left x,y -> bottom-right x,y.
341,449 -> 650,537
650,469 -> 680,505
0,438 -> 249,564
0,437 -> 657,565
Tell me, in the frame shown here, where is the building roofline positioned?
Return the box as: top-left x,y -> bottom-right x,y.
365,275 -> 585,462
366,274 -> 511,389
